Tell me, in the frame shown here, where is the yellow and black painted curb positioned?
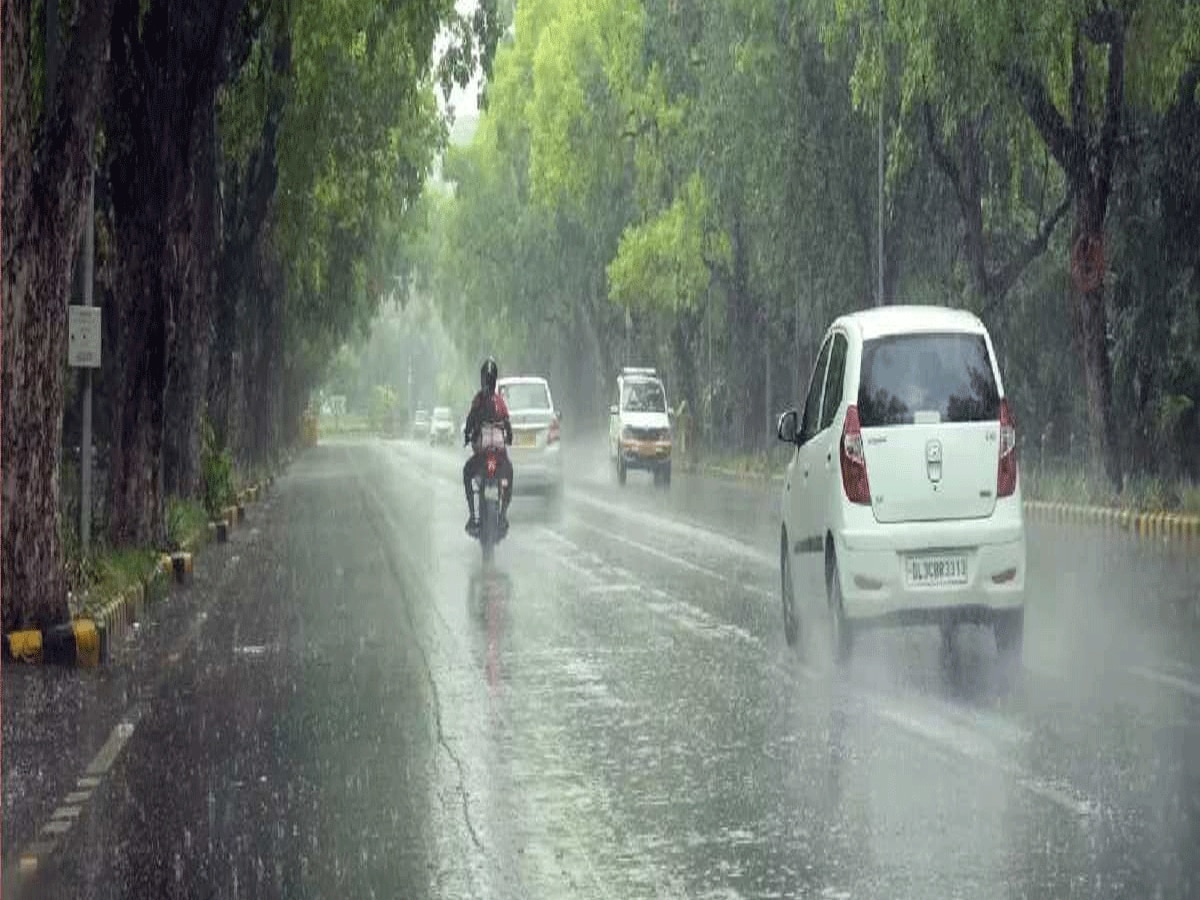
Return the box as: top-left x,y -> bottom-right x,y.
3,567 -> 172,668
159,551 -> 194,584
1023,500 -> 1200,543
2,620 -> 101,667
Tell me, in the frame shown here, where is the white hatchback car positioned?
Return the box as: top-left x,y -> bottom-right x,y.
777,306 -> 1025,666
496,376 -> 564,509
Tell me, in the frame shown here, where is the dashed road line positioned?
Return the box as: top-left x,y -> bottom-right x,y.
567,518 -> 775,600
1126,664 -> 1200,699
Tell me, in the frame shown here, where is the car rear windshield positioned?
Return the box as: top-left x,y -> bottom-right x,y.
857,332 -> 1000,427
499,382 -> 550,410
432,408 -> 452,422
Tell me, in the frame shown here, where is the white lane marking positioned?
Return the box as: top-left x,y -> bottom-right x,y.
1127,665 -> 1200,699
77,776 -> 101,789
41,820 -> 72,836
570,518 -> 775,600
571,490 -> 776,569
539,526 -> 1100,820
50,805 -> 82,820
402,442 -> 1103,822
65,790 -> 92,804
85,718 -> 137,776
234,644 -> 269,657
584,583 -> 642,595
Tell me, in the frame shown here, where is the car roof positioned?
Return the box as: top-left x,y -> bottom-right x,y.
835,305 -> 987,341
497,376 -> 548,386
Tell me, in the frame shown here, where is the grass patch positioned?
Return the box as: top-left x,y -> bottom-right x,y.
319,413 -> 369,434
1004,463 -> 1200,514
71,546 -> 160,618
167,497 -> 208,550
685,446 -> 791,480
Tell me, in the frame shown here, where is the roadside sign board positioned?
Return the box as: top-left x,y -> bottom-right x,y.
68,306 -> 102,368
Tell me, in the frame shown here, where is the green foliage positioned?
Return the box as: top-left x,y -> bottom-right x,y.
201,418 -> 237,518
368,384 -> 400,435
608,174 -> 729,313
166,498 -> 209,551
78,548 -> 161,616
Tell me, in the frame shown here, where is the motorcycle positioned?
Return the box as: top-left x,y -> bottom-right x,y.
472,424 -> 509,563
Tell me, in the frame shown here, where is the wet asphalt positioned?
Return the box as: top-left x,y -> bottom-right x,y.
6,436 -> 1200,899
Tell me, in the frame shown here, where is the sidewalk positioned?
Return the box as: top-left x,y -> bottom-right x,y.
1,491 -> 273,883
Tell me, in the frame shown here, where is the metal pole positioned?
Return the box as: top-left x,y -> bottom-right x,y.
80,171 -> 95,553
876,0 -> 885,307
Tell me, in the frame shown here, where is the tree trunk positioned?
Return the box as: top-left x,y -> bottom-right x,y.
2,0 -> 116,629
1071,193 -> 1120,487
164,105 -> 219,497
105,0 -> 247,544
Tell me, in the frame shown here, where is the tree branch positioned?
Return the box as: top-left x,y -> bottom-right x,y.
1009,63 -> 1082,179
988,193 -> 1072,302
1094,12 -> 1126,207
921,104 -> 962,203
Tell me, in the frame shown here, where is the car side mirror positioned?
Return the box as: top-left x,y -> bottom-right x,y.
609,405 -> 618,416
777,409 -> 800,445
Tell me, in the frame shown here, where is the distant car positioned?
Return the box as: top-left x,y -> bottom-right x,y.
776,305 -> 1025,668
412,408 -> 429,440
496,376 -> 564,509
608,367 -> 672,487
429,406 -> 455,445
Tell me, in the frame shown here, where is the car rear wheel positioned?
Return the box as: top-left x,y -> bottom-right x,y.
617,457 -> 627,486
827,554 -> 853,667
993,608 -> 1024,667
781,535 -> 799,648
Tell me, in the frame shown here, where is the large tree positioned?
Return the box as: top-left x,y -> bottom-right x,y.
2,0 -> 116,629
826,0 -> 1200,485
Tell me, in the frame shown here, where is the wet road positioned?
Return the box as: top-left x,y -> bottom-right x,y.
16,437 -> 1200,898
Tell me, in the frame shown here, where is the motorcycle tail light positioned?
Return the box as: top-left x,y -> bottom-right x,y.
486,456 -> 497,477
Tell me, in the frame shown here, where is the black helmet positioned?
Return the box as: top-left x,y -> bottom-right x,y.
480,357 -> 498,393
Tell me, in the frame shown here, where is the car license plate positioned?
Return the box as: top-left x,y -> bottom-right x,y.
906,553 -> 968,587
481,484 -> 498,501
517,431 -> 536,448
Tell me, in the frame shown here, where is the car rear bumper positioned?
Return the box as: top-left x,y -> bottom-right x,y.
835,529 -> 1025,624
510,447 -> 563,494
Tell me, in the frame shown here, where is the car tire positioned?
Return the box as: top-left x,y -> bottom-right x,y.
617,457 -> 627,486
827,554 -> 853,666
661,463 -> 671,489
781,533 -> 799,648
993,608 -> 1024,666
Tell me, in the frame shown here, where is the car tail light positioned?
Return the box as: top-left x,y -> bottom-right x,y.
997,399 -> 1017,498
840,405 -> 871,505
486,454 -> 497,477
548,415 -> 560,444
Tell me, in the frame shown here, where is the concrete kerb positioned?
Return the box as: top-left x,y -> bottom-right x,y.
1,516 -> 218,668
1,472 -> 279,669
1023,500 -> 1200,544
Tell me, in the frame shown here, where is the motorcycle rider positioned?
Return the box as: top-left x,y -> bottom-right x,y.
462,357 -> 514,536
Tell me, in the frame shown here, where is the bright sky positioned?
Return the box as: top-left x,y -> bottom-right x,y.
435,0 -> 483,147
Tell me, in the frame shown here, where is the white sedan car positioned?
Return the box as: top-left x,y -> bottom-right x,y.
777,305 -> 1025,667
497,376 -> 564,510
